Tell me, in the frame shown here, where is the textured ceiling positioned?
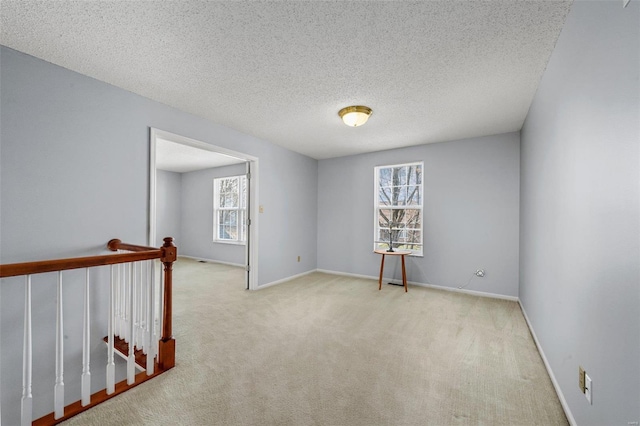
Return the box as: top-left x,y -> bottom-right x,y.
156,138 -> 246,173
0,1 -> 572,160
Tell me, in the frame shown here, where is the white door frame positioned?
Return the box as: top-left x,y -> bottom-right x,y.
149,128 -> 259,290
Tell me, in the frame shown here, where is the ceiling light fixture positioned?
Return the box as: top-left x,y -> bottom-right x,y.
338,105 -> 372,127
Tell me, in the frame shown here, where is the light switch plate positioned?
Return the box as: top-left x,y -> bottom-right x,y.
585,373 -> 592,404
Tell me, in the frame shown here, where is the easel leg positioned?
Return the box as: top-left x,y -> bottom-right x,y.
401,254 -> 407,292
378,254 -> 385,290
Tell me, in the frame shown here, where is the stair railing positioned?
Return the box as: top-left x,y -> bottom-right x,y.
0,237 -> 177,426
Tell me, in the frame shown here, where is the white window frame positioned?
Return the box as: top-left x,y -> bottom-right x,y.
373,161 -> 424,256
213,175 -> 247,245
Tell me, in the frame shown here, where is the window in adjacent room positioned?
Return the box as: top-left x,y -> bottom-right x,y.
374,162 -> 423,255
213,175 -> 247,244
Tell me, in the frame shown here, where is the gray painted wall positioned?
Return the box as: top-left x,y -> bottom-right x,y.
180,163 -> 246,265
318,132 -> 520,298
0,46 -> 318,423
519,1 -> 640,424
156,170 -> 182,247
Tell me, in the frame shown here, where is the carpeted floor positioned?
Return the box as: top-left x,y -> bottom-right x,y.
63,257 -> 567,425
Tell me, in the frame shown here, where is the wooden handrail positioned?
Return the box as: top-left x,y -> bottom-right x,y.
0,250 -> 161,278
0,239 -> 179,279
107,239 -> 158,253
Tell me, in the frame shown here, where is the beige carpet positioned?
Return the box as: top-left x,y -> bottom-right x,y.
63,257 -> 567,425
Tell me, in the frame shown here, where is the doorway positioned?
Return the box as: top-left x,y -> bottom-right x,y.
149,128 -> 259,290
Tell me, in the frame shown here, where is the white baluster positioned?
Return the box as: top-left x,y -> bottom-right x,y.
127,262 -> 136,384
124,263 -> 130,343
140,262 -> 147,354
158,261 -> 164,360
21,275 -> 33,426
131,263 -> 136,348
138,261 -> 147,354
121,262 -> 126,340
135,262 -> 141,350
146,260 -> 154,375
81,269 -> 91,406
114,262 -> 121,339
147,260 -> 156,376
138,262 -> 146,355
119,261 -> 126,340
140,263 -> 146,351
106,265 -> 115,394
54,271 -> 64,419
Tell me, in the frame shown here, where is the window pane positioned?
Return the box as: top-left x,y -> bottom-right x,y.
406,186 -> 421,205
394,167 -> 407,185
218,211 -> 228,239
240,177 -> 247,209
239,210 -> 245,240
398,243 -> 422,251
218,210 -> 238,240
378,187 -> 392,206
387,208 -> 409,226
219,178 -> 239,208
378,209 -> 392,228
379,168 -> 392,187
399,209 -> 421,227
397,230 -> 421,244
407,165 -> 422,185
224,192 -> 238,208
392,186 -> 406,205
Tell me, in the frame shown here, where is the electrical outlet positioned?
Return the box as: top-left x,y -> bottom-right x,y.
297,256 -> 301,262
579,366 -> 585,393
585,373 -> 592,404
475,269 -> 485,277
259,205 -> 264,213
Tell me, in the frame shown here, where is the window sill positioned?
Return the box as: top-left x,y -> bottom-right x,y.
373,245 -> 422,257
213,240 -> 246,246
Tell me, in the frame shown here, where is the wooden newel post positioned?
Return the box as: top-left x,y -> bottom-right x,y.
158,237 -> 177,370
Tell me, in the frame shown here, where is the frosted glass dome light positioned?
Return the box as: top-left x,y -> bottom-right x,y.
338,106 -> 372,127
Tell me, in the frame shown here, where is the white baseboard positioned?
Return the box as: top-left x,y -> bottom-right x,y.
316,269 -> 374,281
519,302 -> 576,426
179,255 -> 244,268
411,281 -> 519,301
258,269 -> 317,290
316,268 -> 518,301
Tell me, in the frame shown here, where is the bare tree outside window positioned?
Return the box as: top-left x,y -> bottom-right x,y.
214,175 -> 247,243
374,162 -> 423,254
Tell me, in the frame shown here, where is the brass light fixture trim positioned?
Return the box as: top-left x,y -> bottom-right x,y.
338,105 -> 373,127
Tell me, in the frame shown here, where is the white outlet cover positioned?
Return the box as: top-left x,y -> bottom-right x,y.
585,373 -> 592,404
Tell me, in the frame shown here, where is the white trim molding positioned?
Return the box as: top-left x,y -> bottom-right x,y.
519,302 -> 576,426
258,270 -> 317,290
179,255 -> 245,268
149,128 -> 260,291
316,269 -> 519,301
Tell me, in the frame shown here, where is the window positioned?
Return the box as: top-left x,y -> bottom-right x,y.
374,162 -> 423,255
213,175 -> 247,243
